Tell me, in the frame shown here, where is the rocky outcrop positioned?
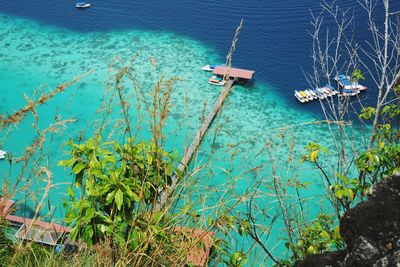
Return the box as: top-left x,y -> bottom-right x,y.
295,174 -> 400,267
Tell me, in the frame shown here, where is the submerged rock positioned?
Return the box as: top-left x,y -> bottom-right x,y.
295,174 -> 400,267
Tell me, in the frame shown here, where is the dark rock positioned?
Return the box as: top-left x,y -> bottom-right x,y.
294,174 -> 400,267
293,251 -> 346,267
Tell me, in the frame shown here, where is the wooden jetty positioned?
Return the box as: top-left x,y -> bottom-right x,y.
157,79 -> 235,209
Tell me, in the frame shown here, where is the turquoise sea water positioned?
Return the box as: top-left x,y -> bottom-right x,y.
0,13 -> 364,263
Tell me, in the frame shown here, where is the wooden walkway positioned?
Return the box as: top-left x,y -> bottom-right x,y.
157,79 -> 235,209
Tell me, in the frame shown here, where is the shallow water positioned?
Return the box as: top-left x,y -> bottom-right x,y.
0,5 -> 368,264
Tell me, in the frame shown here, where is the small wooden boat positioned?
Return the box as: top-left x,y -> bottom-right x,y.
76,2 -> 91,8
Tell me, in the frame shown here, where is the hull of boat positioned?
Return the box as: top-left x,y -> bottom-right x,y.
76,4 -> 90,8
201,65 -> 213,71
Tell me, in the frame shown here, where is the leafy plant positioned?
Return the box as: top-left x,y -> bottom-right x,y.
60,136 -> 177,247
287,213 -> 343,260
350,69 -> 365,84
229,251 -> 248,267
358,101 -> 400,182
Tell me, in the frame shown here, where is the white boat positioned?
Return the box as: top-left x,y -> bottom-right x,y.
315,88 -> 327,98
341,90 -> 359,97
307,89 -> 318,100
323,86 -> 338,96
313,89 -> 326,99
208,76 -> 226,86
0,150 -> 6,160
294,90 -> 308,103
76,2 -> 91,8
303,90 -> 314,101
201,64 -> 226,72
299,91 -> 309,101
320,87 -> 334,97
355,84 -> 368,91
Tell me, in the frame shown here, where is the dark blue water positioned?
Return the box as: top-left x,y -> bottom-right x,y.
2,0 -> 393,113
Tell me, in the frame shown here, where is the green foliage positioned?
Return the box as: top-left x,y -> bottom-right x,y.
301,142 -> 329,163
330,173 -> 367,204
229,251 -> 248,267
60,136 -> 177,247
350,69 -> 365,83
358,102 -> 400,180
288,213 -> 344,261
359,107 -> 376,120
0,226 -> 13,266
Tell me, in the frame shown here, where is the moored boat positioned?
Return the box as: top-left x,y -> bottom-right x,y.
294,90 -> 308,103
299,90 -> 309,100
325,84 -> 338,95
323,85 -> 338,96
315,88 -> 328,98
341,89 -> 359,97
0,150 -> 6,160
201,64 -> 225,72
307,89 -> 318,100
303,90 -> 314,101
76,2 -> 91,8
336,74 -> 367,91
313,89 -> 326,99
208,76 -> 226,86
320,87 -> 334,97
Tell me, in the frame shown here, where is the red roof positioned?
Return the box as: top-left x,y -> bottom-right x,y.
6,215 -> 71,233
213,66 -> 255,80
1,198 -> 70,233
0,198 -> 15,216
174,227 -> 214,266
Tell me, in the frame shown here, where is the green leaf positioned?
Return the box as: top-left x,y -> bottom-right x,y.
333,226 -> 342,241
230,251 -> 247,267
310,150 -> 319,162
147,153 -> 153,165
336,173 -> 350,184
122,184 -> 139,202
320,230 -> 331,240
380,105 -> 391,115
115,189 -> 123,210
58,158 -> 76,167
67,186 -> 75,199
72,162 -> 86,174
